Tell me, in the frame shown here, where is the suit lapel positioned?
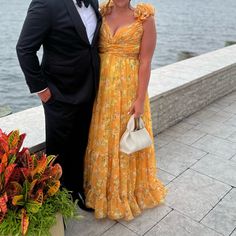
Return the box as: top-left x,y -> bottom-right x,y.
63,0 -> 89,44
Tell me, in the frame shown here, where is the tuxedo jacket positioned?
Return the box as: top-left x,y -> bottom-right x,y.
16,0 -> 102,104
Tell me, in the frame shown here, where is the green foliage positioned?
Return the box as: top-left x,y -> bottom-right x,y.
0,129 -> 80,235
0,188 -> 79,236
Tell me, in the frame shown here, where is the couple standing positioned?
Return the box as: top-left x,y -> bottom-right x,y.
16,0 -> 166,220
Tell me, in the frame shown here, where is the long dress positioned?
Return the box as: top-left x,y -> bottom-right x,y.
84,3 -> 167,221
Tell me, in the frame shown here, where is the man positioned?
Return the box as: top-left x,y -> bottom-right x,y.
16,0 -> 101,211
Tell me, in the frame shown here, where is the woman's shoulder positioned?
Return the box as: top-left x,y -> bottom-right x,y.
134,3 -> 155,21
99,1 -> 155,19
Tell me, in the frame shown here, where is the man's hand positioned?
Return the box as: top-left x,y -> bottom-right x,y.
37,88 -> 52,103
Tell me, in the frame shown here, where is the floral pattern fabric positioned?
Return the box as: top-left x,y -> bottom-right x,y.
83,3 -> 167,220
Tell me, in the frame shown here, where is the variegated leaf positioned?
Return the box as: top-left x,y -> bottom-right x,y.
8,130 -> 20,149
12,195 -> 24,206
26,199 -> 42,213
4,163 -> 17,185
21,208 -> 29,236
46,180 -> 60,197
16,133 -> 26,153
6,181 -> 22,199
0,192 -> 8,214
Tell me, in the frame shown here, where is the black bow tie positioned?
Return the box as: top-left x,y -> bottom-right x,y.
76,0 -> 90,8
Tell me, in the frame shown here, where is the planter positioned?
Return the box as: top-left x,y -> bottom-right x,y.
49,213 -> 65,236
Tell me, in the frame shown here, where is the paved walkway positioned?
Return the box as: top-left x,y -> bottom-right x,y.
65,91 -> 236,236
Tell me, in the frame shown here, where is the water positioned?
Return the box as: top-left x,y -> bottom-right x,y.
0,0 -> 236,113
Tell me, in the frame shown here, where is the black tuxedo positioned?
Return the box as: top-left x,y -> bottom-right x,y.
16,0 -> 102,193
17,0 -> 101,104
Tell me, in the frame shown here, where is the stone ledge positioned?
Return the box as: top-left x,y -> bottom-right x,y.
1,45 -> 236,151
149,45 -> 236,135
0,106 -> 45,153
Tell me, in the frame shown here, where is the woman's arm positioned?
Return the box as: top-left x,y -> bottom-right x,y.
129,16 -> 156,118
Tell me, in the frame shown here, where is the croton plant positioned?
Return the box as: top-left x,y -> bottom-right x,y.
0,129 -> 78,236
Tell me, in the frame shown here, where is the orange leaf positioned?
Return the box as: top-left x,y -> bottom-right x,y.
21,208 -> 29,236
4,163 -> 17,185
50,164 -> 63,180
1,153 -> 8,167
46,180 -> 60,197
34,189 -> 44,205
32,154 -> 47,178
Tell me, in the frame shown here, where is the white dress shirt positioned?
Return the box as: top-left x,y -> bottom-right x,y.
73,0 -> 97,44
37,0 -> 97,94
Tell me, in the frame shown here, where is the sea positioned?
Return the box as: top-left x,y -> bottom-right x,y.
0,0 -> 236,113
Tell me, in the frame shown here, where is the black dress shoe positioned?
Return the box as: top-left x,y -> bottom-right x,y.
73,191 -> 94,212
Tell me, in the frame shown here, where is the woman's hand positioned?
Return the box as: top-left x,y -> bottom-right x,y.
129,99 -> 145,118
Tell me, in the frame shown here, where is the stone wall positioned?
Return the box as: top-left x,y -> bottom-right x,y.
0,45 -> 236,151
149,45 -> 236,135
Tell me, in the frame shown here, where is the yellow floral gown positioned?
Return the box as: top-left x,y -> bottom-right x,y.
84,3 -> 166,220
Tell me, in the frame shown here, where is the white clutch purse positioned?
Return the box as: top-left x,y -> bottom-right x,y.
120,115 -> 153,154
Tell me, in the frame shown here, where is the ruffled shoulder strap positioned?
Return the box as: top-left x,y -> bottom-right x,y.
134,3 -> 155,21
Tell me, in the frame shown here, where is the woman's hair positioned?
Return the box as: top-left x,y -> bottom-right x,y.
100,0 -> 112,15
101,0 -> 132,15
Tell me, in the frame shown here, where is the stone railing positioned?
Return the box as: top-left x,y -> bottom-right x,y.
0,45 -> 236,151
150,45 -> 236,135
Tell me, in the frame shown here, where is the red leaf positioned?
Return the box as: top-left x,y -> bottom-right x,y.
4,164 -> 17,185
0,192 -> 8,214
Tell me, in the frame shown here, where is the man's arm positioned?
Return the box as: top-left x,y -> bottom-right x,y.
16,0 -> 52,94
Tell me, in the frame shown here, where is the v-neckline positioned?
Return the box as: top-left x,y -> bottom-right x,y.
104,18 -> 138,38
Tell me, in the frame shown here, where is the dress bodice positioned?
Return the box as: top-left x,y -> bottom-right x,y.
99,3 -> 155,58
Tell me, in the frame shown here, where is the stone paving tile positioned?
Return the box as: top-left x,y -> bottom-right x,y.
174,128 -> 207,145
101,223 -> 138,236
231,229 -> 236,236
192,135 -> 236,160
155,133 -> 174,149
157,141 -> 206,176
201,188 -> 236,236
224,102 -> 236,114
145,210 -> 222,236
194,120 -> 236,139
223,91 -> 236,102
157,169 -> 176,185
191,154 -> 236,187
161,122 -> 195,137
119,205 -> 172,236
184,109 -> 217,126
206,102 -> 226,112
224,115 -> 236,128
214,95 -> 236,107
65,209 -> 115,236
227,132 -> 236,143
206,111 -> 234,123
165,169 -> 231,221
231,154 -> 236,162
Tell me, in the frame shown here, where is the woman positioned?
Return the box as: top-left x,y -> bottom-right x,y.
83,0 -> 166,220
